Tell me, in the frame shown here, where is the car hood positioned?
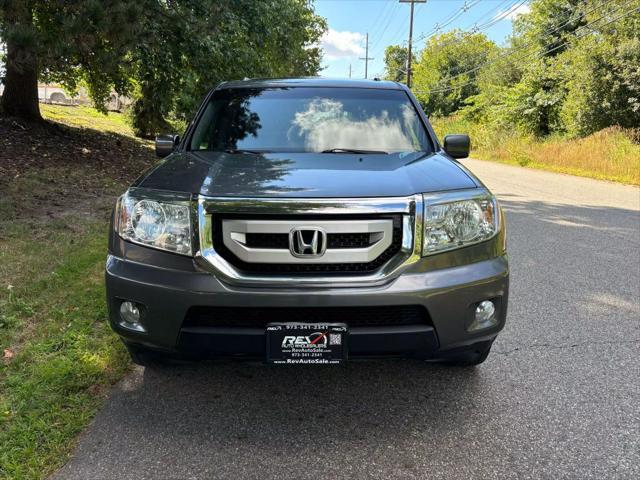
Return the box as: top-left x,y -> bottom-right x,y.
134,151 -> 478,198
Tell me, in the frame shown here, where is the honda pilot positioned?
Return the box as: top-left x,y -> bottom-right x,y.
106,78 -> 509,366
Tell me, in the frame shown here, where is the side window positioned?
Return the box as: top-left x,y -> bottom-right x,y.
190,101 -> 217,150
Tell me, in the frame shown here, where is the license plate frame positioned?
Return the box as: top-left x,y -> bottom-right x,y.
266,323 -> 348,365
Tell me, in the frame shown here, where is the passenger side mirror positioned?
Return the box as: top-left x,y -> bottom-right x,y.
443,134 -> 471,159
155,134 -> 180,158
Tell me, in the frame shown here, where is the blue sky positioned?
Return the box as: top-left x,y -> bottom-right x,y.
315,0 -> 530,78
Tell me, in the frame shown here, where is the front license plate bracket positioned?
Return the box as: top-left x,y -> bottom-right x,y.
266,323 -> 348,364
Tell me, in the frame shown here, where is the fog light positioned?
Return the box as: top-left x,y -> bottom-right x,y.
119,301 -> 145,332
468,300 -> 497,332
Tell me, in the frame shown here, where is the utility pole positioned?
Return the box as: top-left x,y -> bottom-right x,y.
349,63 -> 352,79
359,33 -> 374,79
400,0 -> 426,88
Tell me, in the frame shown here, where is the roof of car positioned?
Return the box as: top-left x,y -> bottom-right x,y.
217,77 -> 405,90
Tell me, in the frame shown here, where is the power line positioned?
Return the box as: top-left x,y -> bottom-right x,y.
382,0 -> 503,78
414,0 -> 483,44
371,1 -> 403,51
372,0 -> 481,59
425,0 -> 627,89
411,0 -> 639,95
410,0 -> 524,48
368,0 -> 396,40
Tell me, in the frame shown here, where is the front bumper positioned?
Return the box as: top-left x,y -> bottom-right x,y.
106,249 -> 509,360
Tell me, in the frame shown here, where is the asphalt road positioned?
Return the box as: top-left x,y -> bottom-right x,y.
53,160 -> 640,480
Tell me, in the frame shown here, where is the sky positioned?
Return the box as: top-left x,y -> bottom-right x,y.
315,0 -> 531,79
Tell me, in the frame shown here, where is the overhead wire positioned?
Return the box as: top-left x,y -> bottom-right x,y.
410,0 -> 639,95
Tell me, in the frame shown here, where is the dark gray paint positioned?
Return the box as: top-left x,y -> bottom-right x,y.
135,151 -> 478,198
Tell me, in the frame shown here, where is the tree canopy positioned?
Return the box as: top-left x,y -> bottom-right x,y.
0,0 -> 141,120
383,45 -> 408,83
384,0 -> 640,137
130,0 -> 326,137
0,0 -> 326,132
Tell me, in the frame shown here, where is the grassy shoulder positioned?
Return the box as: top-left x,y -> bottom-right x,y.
431,116 -> 640,185
0,106 -> 154,479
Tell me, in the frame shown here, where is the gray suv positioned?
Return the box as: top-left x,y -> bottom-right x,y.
107,78 -> 508,366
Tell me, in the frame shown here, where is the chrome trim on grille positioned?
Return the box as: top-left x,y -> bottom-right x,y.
221,219 -> 393,264
195,195 -> 423,287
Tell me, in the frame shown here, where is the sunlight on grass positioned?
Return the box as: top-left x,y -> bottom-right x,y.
40,104 -> 134,138
0,105 -> 150,479
0,223 -> 131,479
431,116 -> 640,185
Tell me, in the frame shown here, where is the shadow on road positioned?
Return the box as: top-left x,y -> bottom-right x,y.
116,360 -> 485,444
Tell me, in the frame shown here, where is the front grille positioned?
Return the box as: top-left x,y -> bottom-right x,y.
245,232 -> 372,250
213,214 -> 404,275
183,305 -> 431,328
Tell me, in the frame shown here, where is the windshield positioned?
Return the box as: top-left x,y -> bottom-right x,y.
189,87 -> 432,154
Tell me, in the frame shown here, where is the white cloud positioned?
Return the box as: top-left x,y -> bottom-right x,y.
320,29 -> 365,60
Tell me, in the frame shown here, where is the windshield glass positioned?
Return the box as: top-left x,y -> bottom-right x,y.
189,87 -> 432,153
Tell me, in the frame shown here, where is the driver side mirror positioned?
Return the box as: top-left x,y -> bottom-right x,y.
443,134 -> 471,159
155,134 -> 180,158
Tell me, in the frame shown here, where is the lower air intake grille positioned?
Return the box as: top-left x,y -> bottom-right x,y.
183,305 -> 431,328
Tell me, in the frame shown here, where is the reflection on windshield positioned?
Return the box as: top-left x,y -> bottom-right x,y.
190,87 -> 431,154
290,98 -> 417,152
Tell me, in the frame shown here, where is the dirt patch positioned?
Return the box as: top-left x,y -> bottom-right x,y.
0,115 -> 156,223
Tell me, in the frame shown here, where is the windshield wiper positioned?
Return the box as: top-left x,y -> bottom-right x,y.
320,148 -> 389,154
224,148 -> 272,155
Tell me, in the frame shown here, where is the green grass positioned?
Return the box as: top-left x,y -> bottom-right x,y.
0,104 -> 154,479
431,116 -> 640,185
40,104 -> 134,138
0,222 -> 130,479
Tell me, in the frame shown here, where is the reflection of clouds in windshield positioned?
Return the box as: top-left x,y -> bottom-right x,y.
290,98 -> 415,152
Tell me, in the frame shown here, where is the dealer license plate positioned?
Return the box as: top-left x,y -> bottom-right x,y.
266,323 -> 348,364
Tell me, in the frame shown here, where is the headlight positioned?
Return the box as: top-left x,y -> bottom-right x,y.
117,191 -> 192,255
423,194 -> 498,255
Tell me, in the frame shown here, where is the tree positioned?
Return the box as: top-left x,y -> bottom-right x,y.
411,30 -> 498,116
0,0 -> 140,121
467,0 -> 640,136
383,45 -> 407,83
130,0 -> 326,138
558,2 -> 640,136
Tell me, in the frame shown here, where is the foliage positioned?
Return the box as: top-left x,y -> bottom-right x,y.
431,115 -> 640,184
411,30 -> 498,116
383,45 -> 408,83
0,0 -> 141,117
130,0 -> 327,138
470,0 -> 640,136
0,0 -> 326,130
384,0 -> 640,138
558,10 -> 640,136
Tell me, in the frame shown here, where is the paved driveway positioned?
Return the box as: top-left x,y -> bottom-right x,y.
54,160 -> 640,479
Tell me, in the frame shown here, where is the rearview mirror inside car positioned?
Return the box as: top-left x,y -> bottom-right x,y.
443,134 -> 471,159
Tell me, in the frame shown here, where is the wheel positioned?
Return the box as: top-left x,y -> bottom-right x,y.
440,342 -> 493,367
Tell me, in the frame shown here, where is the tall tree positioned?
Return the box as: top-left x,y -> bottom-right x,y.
383,45 -> 408,83
131,0 -> 326,138
0,0 -> 140,121
467,0 -> 640,136
412,30 -> 498,116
